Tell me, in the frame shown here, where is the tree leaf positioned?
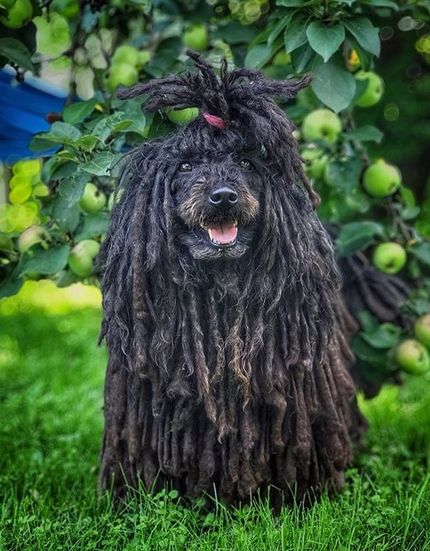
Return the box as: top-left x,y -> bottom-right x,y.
75,212 -> 110,241
284,14 -> 309,53
335,221 -> 385,256
49,122 -> 82,142
51,194 -> 81,232
110,120 -> 133,133
352,334 -> 388,365
362,0 -> 398,8
215,21 -> 257,45
306,21 -> 345,63
75,135 -> 102,152
31,122 -> 81,148
0,275 -> 23,299
91,112 -> 137,141
268,14 -> 292,47
344,17 -> 380,57
361,323 -> 401,349
345,125 -> 383,143
324,158 -> 363,192
401,206 -> 420,221
19,245 -> 69,276
277,0 -> 313,5
63,99 -> 98,125
409,296 -> 430,316
290,44 -> 314,73
357,311 -> 380,332
81,151 -> 116,176
58,172 -> 89,206
244,44 -> 272,69
311,58 -> 356,112
399,186 -> 416,208
409,242 -> 430,266
119,98 -> 146,132
0,38 -> 34,71
49,161 -> 78,180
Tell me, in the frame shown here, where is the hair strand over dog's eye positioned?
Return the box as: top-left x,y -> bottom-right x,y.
178,162 -> 193,172
239,159 -> 253,170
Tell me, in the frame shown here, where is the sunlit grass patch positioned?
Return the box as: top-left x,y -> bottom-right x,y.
0,279 -> 101,317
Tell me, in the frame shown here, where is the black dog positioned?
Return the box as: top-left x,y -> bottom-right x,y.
98,53 -> 398,505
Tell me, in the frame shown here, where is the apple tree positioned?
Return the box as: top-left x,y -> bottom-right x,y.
1,0 -> 430,390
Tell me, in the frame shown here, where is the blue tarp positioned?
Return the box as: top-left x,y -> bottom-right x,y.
0,69 -> 68,163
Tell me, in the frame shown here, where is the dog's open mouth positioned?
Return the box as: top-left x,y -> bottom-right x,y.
203,220 -> 238,247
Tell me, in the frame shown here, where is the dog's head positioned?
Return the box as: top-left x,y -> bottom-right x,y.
113,52 -> 317,267
170,128 -> 266,261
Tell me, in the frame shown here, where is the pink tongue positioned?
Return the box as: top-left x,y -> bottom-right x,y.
208,221 -> 238,244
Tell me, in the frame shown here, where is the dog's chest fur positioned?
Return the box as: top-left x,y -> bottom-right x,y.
100,265 -> 363,503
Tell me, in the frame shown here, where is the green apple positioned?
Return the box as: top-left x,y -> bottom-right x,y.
9,181 -> 32,204
182,23 -> 208,52
79,183 -> 107,213
138,49 -> 151,67
18,225 -> 51,254
112,45 -> 140,67
0,0 -> 33,28
301,148 -> 329,180
53,0 -> 79,18
363,159 -> 401,198
273,50 -> 291,66
302,109 -> 342,144
33,183 -> 50,197
373,242 -> 407,275
34,13 -> 71,58
13,158 -> 41,177
414,314 -> 430,347
355,71 -> 384,108
107,63 -> 138,91
166,107 -> 199,125
68,240 -> 100,277
395,339 -> 430,375
9,204 -> 38,232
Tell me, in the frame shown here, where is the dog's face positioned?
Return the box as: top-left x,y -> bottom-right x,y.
171,141 -> 265,261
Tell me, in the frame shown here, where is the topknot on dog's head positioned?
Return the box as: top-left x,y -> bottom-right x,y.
117,51 -> 318,207
117,50 -> 310,129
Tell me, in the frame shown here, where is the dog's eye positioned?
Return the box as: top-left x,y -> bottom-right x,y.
239,159 -> 254,171
178,162 -> 193,173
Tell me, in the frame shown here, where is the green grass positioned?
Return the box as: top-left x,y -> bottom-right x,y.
1,281 -> 430,551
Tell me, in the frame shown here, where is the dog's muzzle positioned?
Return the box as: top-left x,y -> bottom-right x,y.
204,187 -> 239,246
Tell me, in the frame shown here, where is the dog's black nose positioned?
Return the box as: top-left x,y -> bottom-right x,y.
209,187 -> 238,207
